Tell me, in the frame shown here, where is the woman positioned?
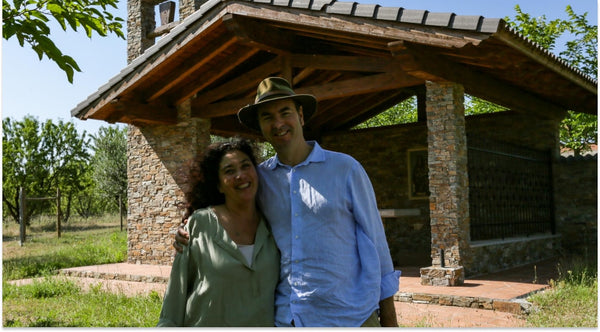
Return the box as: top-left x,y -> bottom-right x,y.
157,138 -> 279,327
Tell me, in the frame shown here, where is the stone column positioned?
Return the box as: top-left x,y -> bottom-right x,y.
179,0 -> 209,19
127,102 -> 211,265
127,0 -> 156,63
125,0 -> 212,265
420,81 -> 470,286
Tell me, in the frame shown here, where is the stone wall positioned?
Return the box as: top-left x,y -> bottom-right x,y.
554,155 -> 597,260
469,235 -> 561,275
465,111 -> 561,154
322,109 -> 565,276
127,115 -> 211,265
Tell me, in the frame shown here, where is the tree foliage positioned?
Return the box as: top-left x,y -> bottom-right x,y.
91,126 -> 128,213
353,96 -> 417,129
72,162 -> 106,218
2,0 -> 125,83
505,5 -> 597,156
2,116 -> 90,224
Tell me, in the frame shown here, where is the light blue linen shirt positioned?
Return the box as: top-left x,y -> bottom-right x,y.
257,141 -> 401,327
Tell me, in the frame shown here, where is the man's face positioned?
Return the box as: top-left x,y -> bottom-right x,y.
257,98 -> 304,149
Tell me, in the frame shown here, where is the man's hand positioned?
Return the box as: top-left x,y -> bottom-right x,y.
173,219 -> 190,253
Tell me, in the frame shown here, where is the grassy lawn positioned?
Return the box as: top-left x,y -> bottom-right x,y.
3,215 -> 127,281
2,215 -> 597,327
525,258 -> 598,327
2,215 -> 162,327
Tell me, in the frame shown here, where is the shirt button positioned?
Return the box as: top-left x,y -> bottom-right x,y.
293,190 -> 297,194
295,235 -> 299,239
295,260 -> 299,263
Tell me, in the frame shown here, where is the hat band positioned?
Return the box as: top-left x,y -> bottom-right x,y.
256,91 -> 294,103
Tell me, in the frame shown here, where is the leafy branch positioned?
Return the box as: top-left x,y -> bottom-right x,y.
2,0 -> 125,83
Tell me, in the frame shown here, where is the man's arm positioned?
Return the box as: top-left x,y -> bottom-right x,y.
173,220 -> 190,253
348,161 -> 401,326
378,296 -> 398,327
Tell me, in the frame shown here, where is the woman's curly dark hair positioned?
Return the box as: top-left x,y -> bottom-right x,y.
182,137 -> 259,220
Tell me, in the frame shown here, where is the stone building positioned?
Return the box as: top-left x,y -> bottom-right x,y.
72,0 -> 597,285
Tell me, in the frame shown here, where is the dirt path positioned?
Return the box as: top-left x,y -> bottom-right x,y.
395,301 -> 527,328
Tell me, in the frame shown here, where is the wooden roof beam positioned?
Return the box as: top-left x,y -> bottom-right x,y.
390,41 -> 568,119
192,56 -> 284,107
145,36 -> 238,102
192,71 -> 423,118
288,54 -> 401,72
223,13 -> 294,55
175,45 -> 260,106
103,99 -> 177,125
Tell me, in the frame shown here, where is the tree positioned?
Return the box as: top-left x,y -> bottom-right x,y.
2,0 -> 125,83
505,5 -> 597,156
353,96 -> 417,129
465,96 -> 506,116
91,126 -> 127,213
2,116 -> 90,224
73,163 -> 107,218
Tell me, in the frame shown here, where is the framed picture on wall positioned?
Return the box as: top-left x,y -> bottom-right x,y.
407,148 -> 429,200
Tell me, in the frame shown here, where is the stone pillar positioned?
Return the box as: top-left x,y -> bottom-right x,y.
127,0 -> 157,63
179,0 -> 208,19
127,102 -> 211,265
125,0 -> 212,265
420,81 -> 470,286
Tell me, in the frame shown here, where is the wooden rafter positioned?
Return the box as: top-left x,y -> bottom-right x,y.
390,42 -> 568,119
175,44 -> 260,105
145,36 -> 238,102
192,71 -> 423,119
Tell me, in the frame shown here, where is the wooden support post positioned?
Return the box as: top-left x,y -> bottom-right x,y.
56,188 -> 61,238
119,194 -> 123,232
19,187 -> 26,246
417,88 -> 427,122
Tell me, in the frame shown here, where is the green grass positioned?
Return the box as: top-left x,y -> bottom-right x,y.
3,215 -> 127,281
525,258 -> 598,327
3,215 -> 162,327
3,277 -> 162,327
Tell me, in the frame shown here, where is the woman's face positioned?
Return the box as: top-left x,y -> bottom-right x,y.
217,150 -> 258,203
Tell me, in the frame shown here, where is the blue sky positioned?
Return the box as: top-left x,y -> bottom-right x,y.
2,0 -> 597,137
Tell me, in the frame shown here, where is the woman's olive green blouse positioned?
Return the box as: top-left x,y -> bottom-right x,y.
157,208 -> 280,327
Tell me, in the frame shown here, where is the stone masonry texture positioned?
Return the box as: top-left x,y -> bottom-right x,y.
424,81 -> 470,269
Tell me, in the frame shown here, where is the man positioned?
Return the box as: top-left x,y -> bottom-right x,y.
175,77 -> 400,327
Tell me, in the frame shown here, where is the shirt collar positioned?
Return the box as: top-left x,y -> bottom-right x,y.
263,141 -> 325,170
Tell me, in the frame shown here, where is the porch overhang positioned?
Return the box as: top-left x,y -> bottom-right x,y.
71,0 -> 597,139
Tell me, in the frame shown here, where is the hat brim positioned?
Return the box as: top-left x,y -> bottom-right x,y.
237,94 -> 317,132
